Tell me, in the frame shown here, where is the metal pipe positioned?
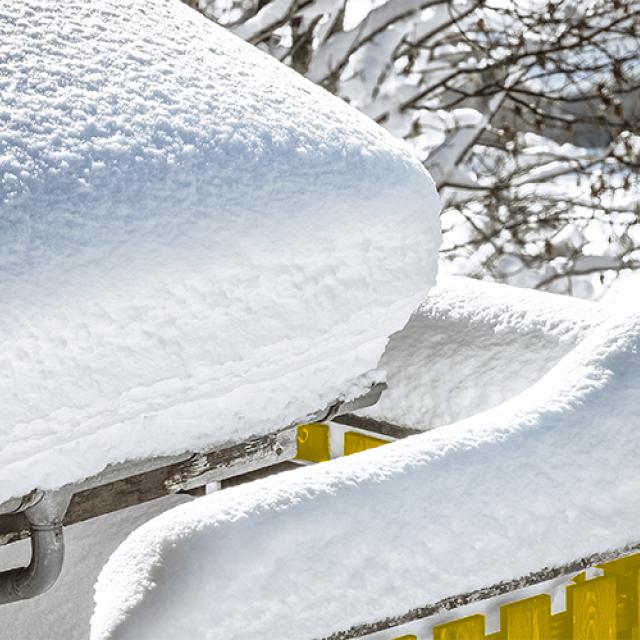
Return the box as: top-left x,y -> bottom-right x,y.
0,490 -> 71,604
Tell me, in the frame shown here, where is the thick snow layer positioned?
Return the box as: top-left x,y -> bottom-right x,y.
362,276 -> 606,429
0,494 -> 189,640
91,308 -> 640,640
0,0 -> 439,505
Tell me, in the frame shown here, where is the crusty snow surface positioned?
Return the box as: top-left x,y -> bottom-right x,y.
91,306 -> 640,640
363,276 -> 606,429
0,0 -> 439,505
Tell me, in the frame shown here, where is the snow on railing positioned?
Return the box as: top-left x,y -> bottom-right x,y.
428,552 -> 640,640
298,425 -> 640,640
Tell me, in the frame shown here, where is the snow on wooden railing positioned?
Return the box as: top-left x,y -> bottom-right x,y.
347,544 -> 640,640
428,552 -> 640,639
297,424 -> 640,640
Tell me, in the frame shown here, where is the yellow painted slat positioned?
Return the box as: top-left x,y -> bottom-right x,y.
433,614 -> 485,640
599,555 -> 640,637
419,555 -> 640,640
550,612 -> 569,640
295,423 -> 330,463
568,575 -> 616,640
343,431 -> 387,456
392,636 -> 417,640
500,593 -> 551,640
635,570 -> 640,640
598,554 -> 640,578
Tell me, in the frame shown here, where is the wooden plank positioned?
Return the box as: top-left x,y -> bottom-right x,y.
500,594 -> 551,640
599,554 -> 640,578
165,430 -> 297,491
0,462 -> 177,545
295,423 -> 330,463
333,414 -> 421,439
343,431 -> 387,456
433,614 -> 485,640
0,430 -> 297,546
596,555 -> 639,636
568,576 -> 616,640
550,612 -> 568,640
0,385 -> 385,545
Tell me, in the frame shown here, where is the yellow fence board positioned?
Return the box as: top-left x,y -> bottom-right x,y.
358,552 -> 640,640
343,431 -> 387,456
416,555 -> 640,640
433,614 -> 485,640
567,575 -> 617,640
598,554 -> 640,636
500,594 -> 551,640
295,423 -> 330,463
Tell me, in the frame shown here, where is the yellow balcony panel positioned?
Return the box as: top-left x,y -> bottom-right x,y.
295,423 -> 330,463
500,594 -> 551,640
568,575 -> 616,640
343,431 -> 388,456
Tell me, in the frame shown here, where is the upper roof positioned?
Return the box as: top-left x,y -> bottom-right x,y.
0,0 -> 440,504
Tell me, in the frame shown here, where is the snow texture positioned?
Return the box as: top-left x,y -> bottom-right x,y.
91,305 -> 640,640
363,276 -> 607,429
0,0 -> 439,505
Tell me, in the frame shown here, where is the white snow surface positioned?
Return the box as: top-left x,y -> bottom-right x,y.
91,306 -> 640,640
362,276 -> 607,429
0,0 -> 439,504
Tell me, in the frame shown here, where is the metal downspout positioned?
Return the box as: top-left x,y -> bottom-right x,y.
0,490 -> 71,604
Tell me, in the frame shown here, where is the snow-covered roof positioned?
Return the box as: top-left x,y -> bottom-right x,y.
0,0 -> 439,505
363,276 -> 607,429
90,305 -> 640,640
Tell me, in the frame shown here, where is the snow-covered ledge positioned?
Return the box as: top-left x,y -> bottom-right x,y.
362,276 -> 607,430
90,309 -> 640,640
0,0 -> 440,512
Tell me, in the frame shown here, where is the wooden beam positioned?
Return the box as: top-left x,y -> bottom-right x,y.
0,430 -> 296,546
165,430 -> 296,492
332,414 -> 422,439
0,386 -> 388,546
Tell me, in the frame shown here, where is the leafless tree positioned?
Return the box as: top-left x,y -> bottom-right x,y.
183,0 -> 640,297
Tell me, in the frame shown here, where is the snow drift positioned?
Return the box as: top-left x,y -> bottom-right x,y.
0,0 -> 439,505
363,276 -> 606,429
91,308 -> 640,640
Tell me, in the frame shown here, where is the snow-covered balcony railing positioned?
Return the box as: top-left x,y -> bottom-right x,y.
420,551 -> 640,640
89,309 -> 640,640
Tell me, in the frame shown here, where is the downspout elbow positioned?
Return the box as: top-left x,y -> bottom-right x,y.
0,490 -> 71,605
